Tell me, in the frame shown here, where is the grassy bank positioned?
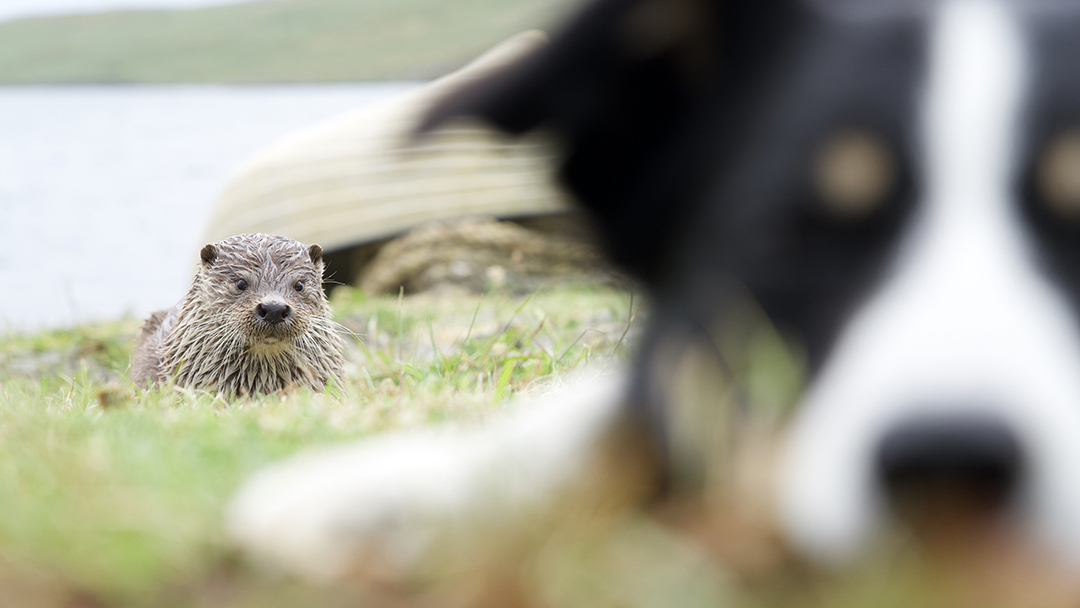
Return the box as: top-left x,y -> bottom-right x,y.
0,286 -> 639,606
0,0 -> 577,84
0,285 -> 1044,607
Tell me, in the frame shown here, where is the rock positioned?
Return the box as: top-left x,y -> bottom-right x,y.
358,217 -> 623,295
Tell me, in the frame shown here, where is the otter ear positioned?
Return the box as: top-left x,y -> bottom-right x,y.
200,244 -> 218,266
308,244 -> 324,267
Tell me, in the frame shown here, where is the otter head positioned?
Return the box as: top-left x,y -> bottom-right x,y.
195,235 -> 329,349
159,233 -> 342,396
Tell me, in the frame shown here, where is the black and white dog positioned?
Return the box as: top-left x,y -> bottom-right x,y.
229,0 -> 1080,592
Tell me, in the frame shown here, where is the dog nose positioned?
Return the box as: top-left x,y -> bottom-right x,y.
256,301 -> 291,325
876,413 -> 1024,520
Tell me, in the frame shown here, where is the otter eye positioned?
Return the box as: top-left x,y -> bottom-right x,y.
1036,130 -> 1080,220
294,281 -> 305,293
236,279 -> 248,292
813,130 -> 897,221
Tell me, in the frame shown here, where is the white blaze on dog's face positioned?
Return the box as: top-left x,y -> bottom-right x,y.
780,0 -> 1080,564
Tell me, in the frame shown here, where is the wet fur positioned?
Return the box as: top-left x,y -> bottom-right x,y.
131,234 -> 344,396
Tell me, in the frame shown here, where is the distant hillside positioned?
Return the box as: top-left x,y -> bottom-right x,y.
0,0 -> 576,83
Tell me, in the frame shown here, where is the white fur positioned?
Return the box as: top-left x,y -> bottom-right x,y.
779,0 -> 1080,564
226,374 -> 629,583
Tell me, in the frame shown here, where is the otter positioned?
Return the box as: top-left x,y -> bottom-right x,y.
131,234 -> 345,396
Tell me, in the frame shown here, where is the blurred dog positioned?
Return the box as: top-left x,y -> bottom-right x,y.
230,0 -> 1080,603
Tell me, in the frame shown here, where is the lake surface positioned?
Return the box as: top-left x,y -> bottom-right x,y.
0,0 -> 250,23
0,84 -> 417,333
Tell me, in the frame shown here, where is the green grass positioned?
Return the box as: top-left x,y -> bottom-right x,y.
0,0 -> 578,84
0,286 -> 640,606
2,285 -> 1036,607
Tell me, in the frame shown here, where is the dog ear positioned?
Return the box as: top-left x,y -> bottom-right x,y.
422,0 -> 805,283
422,0 -> 729,133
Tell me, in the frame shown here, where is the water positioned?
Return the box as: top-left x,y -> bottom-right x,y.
0,84 -> 417,333
0,0 -> 250,23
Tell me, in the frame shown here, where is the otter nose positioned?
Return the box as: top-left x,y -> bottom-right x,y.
876,413 -> 1023,523
256,301 -> 291,325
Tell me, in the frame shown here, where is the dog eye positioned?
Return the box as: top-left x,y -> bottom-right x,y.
236,279 -> 248,292
1036,131 -> 1080,220
294,281 -> 305,293
813,130 -> 897,221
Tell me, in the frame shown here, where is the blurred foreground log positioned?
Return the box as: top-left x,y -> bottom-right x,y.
204,31 -> 597,291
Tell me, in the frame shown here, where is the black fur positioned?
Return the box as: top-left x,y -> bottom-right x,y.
425,0 -> 927,482
1021,11 -> 1080,316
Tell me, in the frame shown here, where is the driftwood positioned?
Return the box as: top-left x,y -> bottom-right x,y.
203,31 -> 570,255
